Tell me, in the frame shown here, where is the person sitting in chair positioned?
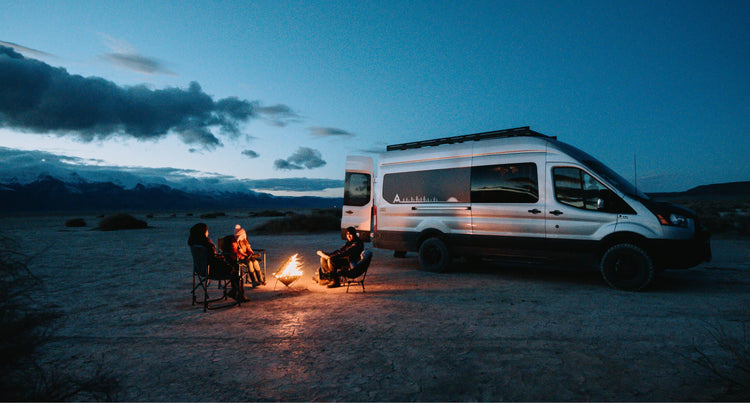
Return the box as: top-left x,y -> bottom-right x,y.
315,226 -> 363,288
188,223 -> 250,302
233,224 -> 265,286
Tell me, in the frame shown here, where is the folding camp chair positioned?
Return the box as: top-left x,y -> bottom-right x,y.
217,235 -> 266,286
340,250 -> 372,293
190,245 -> 238,312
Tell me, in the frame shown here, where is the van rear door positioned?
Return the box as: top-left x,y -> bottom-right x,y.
341,156 -> 374,241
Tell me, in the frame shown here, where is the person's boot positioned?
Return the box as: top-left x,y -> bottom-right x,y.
237,288 -> 250,302
327,279 -> 341,288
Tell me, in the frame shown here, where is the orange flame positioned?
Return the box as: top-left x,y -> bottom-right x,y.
275,253 -> 303,285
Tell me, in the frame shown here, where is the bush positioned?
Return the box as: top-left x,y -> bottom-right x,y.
253,208 -> 341,234
652,198 -> 750,236
97,213 -> 148,231
199,211 -> 226,219
0,235 -> 119,400
691,321 -> 750,398
65,218 -> 87,227
248,209 -> 289,217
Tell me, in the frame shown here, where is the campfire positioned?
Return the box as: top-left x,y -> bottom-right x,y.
274,253 -> 304,287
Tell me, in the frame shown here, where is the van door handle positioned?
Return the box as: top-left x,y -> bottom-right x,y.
549,210 -> 564,216
345,210 -> 354,214
527,209 -> 541,214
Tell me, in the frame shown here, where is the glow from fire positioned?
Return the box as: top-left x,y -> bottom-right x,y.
275,253 -> 303,280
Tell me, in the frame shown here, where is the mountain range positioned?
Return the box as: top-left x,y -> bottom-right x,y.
0,175 -> 747,214
0,175 -> 339,213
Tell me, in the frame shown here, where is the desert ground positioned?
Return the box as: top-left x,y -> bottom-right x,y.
3,212 -> 750,401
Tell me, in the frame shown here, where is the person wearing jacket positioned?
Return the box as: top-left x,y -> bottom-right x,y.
233,224 -> 265,286
315,226 -> 363,288
188,223 -> 250,302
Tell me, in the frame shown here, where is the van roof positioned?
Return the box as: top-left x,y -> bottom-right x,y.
386,126 -> 556,151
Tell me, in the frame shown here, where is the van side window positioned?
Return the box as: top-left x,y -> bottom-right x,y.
344,172 -> 371,207
382,167 -> 470,204
471,163 -> 538,203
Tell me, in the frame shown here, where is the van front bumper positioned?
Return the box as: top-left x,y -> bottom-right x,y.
648,229 -> 711,270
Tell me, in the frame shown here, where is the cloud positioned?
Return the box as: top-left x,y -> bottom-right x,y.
241,149 -> 259,158
98,35 -> 174,75
309,126 -> 355,137
0,40 -> 52,59
0,45 -> 298,150
101,52 -> 175,75
256,104 -> 302,127
274,147 -> 326,170
246,177 -> 343,192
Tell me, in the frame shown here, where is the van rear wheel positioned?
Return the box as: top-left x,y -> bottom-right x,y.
600,244 -> 654,291
419,237 -> 451,272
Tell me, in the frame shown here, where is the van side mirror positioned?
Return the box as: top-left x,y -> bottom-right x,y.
596,198 -> 605,210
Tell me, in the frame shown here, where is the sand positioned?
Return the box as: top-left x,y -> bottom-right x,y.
4,212 -> 749,401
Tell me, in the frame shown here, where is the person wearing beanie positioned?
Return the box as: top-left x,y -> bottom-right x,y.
233,224 -> 265,286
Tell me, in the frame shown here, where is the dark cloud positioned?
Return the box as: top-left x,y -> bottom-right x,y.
241,149 -> 259,159
101,52 -> 175,75
256,104 -> 302,127
0,45 -> 298,149
273,159 -> 302,170
309,126 -> 355,137
0,40 -> 52,58
273,147 -> 326,170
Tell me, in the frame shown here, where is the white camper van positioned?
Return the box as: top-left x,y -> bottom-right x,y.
341,127 -> 711,291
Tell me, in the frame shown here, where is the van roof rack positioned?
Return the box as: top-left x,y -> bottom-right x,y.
386,126 -> 556,151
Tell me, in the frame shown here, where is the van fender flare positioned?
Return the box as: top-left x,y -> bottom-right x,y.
416,228 -> 447,249
613,221 -> 660,239
599,232 -> 650,257
414,220 -> 452,242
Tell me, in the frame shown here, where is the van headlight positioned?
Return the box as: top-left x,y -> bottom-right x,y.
657,213 -> 689,228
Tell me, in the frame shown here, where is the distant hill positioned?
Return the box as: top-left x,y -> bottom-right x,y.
0,175 -> 339,214
649,181 -> 750,199
1,176 -> 746,214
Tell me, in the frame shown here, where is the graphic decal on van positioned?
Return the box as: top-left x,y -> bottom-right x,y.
383,167 -> 471,204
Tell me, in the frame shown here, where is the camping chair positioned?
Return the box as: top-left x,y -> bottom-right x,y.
340,249 -> 372,293
217,235 -> 266,286
190,245 -> 238,312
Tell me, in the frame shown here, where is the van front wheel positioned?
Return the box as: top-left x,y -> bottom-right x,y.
600,244 -> 654,291
419,237 -> 451,272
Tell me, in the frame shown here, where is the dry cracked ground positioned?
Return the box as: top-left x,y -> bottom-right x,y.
5,213 -> 750,401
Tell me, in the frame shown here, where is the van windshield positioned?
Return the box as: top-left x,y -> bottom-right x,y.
553,141 -> 649,200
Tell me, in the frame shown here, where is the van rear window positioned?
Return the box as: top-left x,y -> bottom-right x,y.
383,167 -> 470,204
344,172 -> 371,206
471,163 -> 539,203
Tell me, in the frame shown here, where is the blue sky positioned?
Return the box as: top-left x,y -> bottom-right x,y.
1,0 -> 748,197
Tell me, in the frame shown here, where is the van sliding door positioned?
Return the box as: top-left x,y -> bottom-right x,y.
469,162 -> 546,256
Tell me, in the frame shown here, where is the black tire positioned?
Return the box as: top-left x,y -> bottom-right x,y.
418,237 -> 452,272
393,251 -> 407,258
600,243 -> 654,291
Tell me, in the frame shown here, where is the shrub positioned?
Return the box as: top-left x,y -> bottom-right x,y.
65,218 -> 87,227
199,211 -> 226,219
0,235 -> 119,400
691,321 -> 750,398
253,208 -> 341,234
248,209 -> 289,217
97,213 -> 148,231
